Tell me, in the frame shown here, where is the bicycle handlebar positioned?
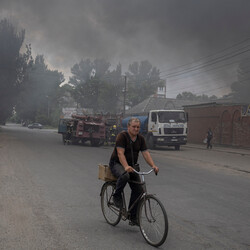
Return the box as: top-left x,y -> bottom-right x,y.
133,169 -> 155,175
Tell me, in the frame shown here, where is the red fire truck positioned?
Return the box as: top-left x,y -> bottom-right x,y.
58,114 -> 106,147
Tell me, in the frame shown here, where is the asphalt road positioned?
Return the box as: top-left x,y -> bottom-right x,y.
0,124 -> 249,250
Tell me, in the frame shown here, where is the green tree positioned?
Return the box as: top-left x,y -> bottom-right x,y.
230,58 -> 250,103
69,59 -> 123,113
99,63 -> 123,113
126,60 -> 164,106
15,54 -> 64,125
176,92 -> 197,100
176,91 -> 217,101
0,19 -> 25,124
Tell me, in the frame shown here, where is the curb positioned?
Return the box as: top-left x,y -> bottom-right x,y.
183,144 -> 250,156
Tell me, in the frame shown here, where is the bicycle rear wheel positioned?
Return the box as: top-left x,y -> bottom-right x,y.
138,194 -> 168,247
101,182 -> 122,226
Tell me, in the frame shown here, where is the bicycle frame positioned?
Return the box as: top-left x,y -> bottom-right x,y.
119,169 -> 154,220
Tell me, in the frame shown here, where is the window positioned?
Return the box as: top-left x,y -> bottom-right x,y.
151,112 -> 157,122
158,111 -> 186,123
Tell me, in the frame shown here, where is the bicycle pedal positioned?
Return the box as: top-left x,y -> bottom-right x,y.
121,209 -> 127,220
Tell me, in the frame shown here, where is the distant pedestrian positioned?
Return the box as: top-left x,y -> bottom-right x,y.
207,128 -> 213,149
66,122 -> 73,141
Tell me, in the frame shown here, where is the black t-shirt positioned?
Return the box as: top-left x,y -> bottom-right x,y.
110,131 -> 147,166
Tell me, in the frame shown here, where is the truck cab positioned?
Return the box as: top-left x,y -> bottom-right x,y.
147,110 -> 188,150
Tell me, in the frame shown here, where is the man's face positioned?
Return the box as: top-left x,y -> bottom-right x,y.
127,121 -> 140,136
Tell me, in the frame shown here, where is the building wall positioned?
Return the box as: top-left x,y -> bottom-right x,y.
184,104 -> 250,148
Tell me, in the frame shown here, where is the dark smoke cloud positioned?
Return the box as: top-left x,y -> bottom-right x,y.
1,0 -> 250,97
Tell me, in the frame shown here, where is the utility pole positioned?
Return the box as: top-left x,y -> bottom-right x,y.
46,95 -> 50,119
165,77 -> 167,98
123,75 -> 127,115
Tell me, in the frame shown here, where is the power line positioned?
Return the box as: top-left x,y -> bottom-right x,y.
164,59 -> 239,84
64,38 -> 250,86
165,57 -> 250,95
49,37 -> 250,98
166,74 -> 250,96
159,37 -> 250,75
161,47 -> 250,79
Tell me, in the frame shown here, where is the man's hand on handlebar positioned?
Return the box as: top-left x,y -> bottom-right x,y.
152,165 -> 159,175
125,165 -> 134,173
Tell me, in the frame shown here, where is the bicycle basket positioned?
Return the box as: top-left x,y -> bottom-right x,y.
98,164 -> 117,181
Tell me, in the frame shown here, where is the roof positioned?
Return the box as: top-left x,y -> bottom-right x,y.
126,97 -> 206,115
183,101 -> 248,108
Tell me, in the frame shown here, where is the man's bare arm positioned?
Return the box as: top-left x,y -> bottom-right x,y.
117,147 -> 134,173
142,150 -> 159,173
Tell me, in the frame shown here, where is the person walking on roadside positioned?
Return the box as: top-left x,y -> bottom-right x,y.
207,128 -> 213,149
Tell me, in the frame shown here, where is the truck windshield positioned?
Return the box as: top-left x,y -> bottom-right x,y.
158,111 -> 186,123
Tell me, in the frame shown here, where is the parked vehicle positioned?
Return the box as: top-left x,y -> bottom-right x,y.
122,110 -> 188,150
58,115 -> 106,147
28,123 -> 43,129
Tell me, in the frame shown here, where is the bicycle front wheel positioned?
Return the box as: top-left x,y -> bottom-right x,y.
101,182 -> 122,226
138,195 -> 168,247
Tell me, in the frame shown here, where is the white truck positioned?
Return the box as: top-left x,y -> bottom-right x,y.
122,110 -> 188,150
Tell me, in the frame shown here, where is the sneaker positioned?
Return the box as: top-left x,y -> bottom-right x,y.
129,218 -> 139,227
113,195 -> 123,209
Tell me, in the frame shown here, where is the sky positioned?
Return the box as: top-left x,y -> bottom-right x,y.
1,0 -> 250,98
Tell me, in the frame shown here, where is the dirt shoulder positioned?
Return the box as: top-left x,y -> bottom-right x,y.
0,131 -> 66,250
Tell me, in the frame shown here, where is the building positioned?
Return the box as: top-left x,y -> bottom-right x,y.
126,96 -> 204,116
125,95 -> 250,148
184,103 -> 250,148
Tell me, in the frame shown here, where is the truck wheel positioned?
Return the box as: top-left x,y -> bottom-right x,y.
175,145 -> 180,150
91,139 -> 100,147
147,136 -> 155,150
71,137 -> 78,145
62,134 -> 66,144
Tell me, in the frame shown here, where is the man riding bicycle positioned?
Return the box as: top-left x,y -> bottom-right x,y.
109,117 -> 159,226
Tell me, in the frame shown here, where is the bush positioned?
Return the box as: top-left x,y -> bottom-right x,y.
35,114 -> 50,125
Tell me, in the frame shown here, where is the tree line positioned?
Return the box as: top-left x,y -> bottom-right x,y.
0,19 -> 65,125
0,18 -> 249,126
0,19 -> 165,126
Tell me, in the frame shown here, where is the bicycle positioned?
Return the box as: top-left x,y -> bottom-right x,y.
100,168 -> 168,247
